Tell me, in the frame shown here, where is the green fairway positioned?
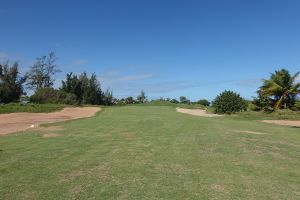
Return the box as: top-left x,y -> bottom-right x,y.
0,106 -> 299,199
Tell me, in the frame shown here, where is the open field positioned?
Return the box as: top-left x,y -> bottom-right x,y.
1,106 -> 300,199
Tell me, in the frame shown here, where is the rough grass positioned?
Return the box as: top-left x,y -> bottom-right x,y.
0,106 -> 300,199
235,109 -> 300,120
0,103 -> 65,114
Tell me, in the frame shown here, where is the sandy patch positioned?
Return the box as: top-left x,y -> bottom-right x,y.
31,126 -> 65,138
232,130 -> 267,135
0,107 -> 101,135
262,120 -> 300,127
42,133 -> 61,138
176,108 -> 222,117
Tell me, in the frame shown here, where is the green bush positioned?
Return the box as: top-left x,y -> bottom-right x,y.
295,100 -> 300,110
197,99 -> 210,106
212,91 -> 247,114
30,88 -> 77,105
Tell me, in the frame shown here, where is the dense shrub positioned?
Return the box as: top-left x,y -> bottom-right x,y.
0,62 -> 26,103
212,91 -> 247,114
295,100 -> 300,110
197,99 -> 210,106
61,72 -> 102,105
179,96 -> 190,104
170,98 -> 179,104
30,87 -> 77,104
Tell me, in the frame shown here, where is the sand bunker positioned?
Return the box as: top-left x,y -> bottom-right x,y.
0,107 -> 101,135
176,108 -> 222,117
262,120 -> 300,127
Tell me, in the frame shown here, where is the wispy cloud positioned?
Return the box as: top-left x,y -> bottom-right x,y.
117,73 -> 155,81
69,59 -> 88,67
237,78 -> 261,87
0,52 -> 9,61
99,69 -> 155,84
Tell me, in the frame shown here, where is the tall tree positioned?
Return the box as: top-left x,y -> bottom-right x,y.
179,96 -> 190,104
0,62 -> 26,103
61,72 -> 82,102
61,72 -> 102,105
137,90 -> 146,103
26,52 -> 61,90
102,89 -> 113,106
258,69 -> 300,110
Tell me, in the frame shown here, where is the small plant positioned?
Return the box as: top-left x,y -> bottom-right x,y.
212,90 -> 247,114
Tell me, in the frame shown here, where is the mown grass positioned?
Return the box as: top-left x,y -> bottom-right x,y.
0,106 -> 300,199
0,103 -> 65,114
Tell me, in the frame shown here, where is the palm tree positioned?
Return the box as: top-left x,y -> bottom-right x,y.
259,69 -> 300,110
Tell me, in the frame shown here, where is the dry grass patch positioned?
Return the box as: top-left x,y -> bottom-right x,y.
262,120 -> 300,127
30,126 -> 65,138
232,130 -> 267,135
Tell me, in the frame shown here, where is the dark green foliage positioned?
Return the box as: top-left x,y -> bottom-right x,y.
257,69 -> 300,110
295,100 -> 300,110
0,103 -> 64,114
212,91 -> 247,114
137,90 -> 146,103
61,72 -> 103,105
61,72 -> 82,102
125,96 -> 134,104
102,89 -> 114,106
170,98 -> 179,104
30,87 -> 77,104
0,62 -> 26,103
26,52 -> 61,90
179,96 -> 190,104
197,99 -> 210,106
251,95 -> 274,112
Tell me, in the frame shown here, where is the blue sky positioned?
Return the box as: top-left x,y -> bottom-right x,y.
1,0 -> 300,100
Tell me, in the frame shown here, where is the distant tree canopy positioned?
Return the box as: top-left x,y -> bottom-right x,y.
102,89 -> 113,106
125,96 -> 134,104
197,99 -> 210,106
255,69 -> 300,110
179,96 -> 190,104
61,72 -> 102,105
0,62 -> 26,103
170,98 -> 179,104
137,90 -> 146,103
26,52 -> 61,90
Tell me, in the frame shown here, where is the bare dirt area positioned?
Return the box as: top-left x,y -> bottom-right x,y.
262,120 -> 300,127
176,108 -> 222,117
0,107 -> 101,135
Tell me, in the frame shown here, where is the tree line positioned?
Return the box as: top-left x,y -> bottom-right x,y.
0,52 -> 149,106
1,52 -> 299,113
